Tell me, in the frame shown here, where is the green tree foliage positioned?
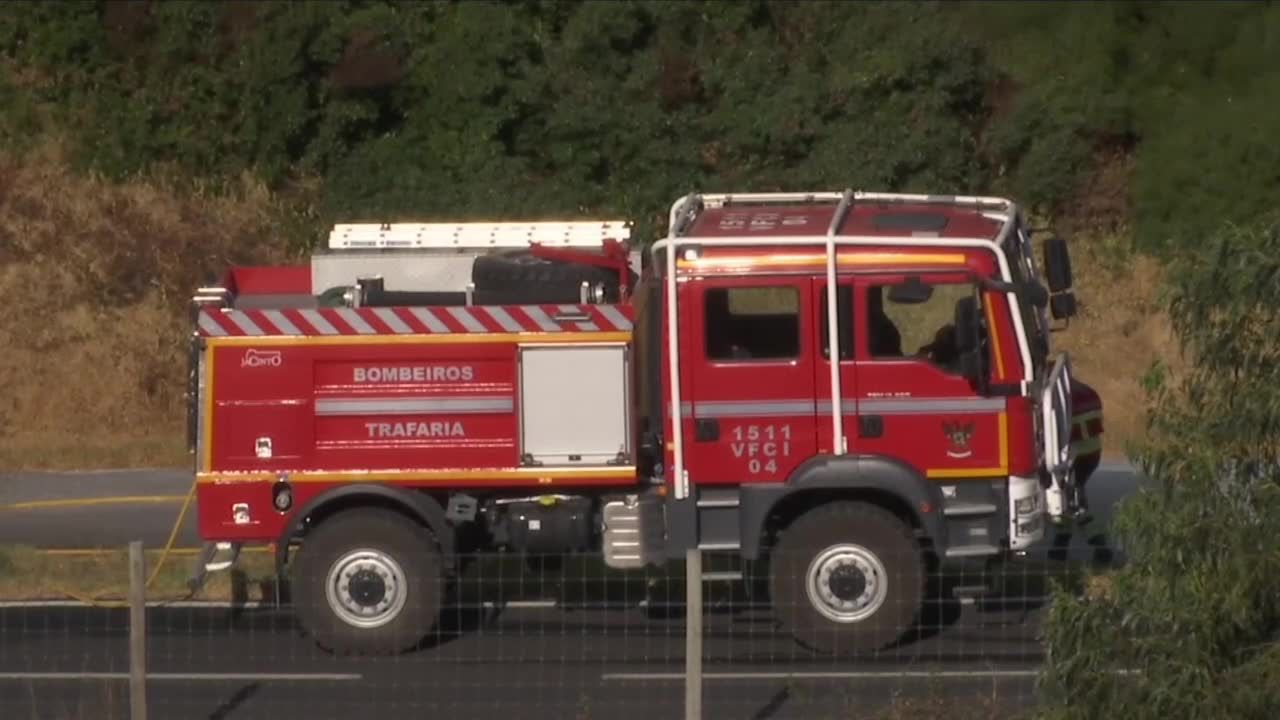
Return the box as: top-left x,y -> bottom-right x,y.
1036,214 -> 1280,720
0,0 -> 998,244
4,1 -> 1277,253
951,0 -> 1280,250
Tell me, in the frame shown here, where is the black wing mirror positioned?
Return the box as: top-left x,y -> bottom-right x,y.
1042,235 -> 1077,320
1043,236 -> 1073,293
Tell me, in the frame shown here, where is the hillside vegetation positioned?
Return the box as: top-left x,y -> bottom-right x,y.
0,0 -> 1275,466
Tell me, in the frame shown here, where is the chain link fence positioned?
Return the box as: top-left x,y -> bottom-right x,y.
0,529 -> 1120,720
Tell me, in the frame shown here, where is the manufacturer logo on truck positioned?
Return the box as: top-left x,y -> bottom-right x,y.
354,366 -> 475,383
241,349 -> 282,368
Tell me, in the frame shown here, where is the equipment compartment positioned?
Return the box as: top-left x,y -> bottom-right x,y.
518,344 -> 631,466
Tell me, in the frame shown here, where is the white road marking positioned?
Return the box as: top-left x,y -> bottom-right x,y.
603,668 -> 1140,681
0,672 -> 361,681
0,599 -> 566,610
602,669 -> 1044,681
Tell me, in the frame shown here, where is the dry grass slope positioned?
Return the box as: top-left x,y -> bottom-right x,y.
0,145 -> 296,469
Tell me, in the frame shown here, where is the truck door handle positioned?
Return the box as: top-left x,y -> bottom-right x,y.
695,418 -> 719,442
859,415 -> 883,438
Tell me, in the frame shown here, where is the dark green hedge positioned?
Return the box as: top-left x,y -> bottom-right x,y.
5,1 -> 1276,251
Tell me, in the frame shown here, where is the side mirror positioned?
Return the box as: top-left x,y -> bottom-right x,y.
1041,235 -> 1078,320
1043,236 -> 1073,294
887,277 -> 933,305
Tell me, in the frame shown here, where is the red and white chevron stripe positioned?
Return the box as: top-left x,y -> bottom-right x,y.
196,304 -> 634,338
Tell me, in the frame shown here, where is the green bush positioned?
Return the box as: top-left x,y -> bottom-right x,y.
1036,213 -> 1280,720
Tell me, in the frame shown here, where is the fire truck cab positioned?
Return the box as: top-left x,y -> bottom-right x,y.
187,189 -> 1101,657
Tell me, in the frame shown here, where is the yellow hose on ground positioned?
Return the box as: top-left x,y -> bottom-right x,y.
54,476 -> 200,609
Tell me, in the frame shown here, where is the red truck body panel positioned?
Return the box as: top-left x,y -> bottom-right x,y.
195,303 -> 637,541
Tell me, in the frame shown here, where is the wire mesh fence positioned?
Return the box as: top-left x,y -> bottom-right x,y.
0,526 -> 1123,720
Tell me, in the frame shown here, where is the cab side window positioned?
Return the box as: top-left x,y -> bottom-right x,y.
704,286 -> 800,361
865,282 -> 976,373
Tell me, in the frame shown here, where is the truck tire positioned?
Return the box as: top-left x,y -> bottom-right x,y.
769,502 -> 925,655
471,250 -> 629,294
291,508 -> 443,656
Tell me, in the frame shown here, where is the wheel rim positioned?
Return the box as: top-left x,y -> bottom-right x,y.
325,549 -> 408,629
804,544 -> 888,623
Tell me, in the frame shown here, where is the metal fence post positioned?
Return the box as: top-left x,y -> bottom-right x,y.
684,548 -> 703,720
129,540 -> 148,720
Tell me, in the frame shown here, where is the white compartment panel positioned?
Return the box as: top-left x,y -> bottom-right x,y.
519,345 -> 630,465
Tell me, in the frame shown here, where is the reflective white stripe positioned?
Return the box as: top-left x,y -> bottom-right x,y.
597,305 -> 633,331
520,306 -> 562,332
859,398 -> 1005,415
483,307 -> 524,333
335,308 -> 376,334
262,310 -> 301,336
678,397 -> 1002,418
682,400 -> 815,418
372,308 -> 412,334
299,309 -> 339,335
447,307 -> 487,333
197,312 -> 226,337
227,311 -> 264,336
815,399 -> 859,414
315,397 -> 513,416
408,308 -> 450,333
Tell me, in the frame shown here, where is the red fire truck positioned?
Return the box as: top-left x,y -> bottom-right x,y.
187,190 -> 1103,656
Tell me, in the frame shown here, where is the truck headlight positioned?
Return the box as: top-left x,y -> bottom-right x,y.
1015,496 -> 1036,515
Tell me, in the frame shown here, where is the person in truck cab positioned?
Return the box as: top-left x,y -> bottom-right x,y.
917,323 -> 960,368
705,290 -> 754,359
867,287 -> 902,356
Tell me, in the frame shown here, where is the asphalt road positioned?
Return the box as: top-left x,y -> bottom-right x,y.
0,598 -> 1048,720
0,462 -> 1143,718
0,462 -> 1144,557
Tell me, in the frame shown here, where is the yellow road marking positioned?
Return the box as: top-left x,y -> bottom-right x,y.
0,495 -> 187,512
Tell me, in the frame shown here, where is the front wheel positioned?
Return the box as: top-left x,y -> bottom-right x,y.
769,502 -> 925,655
291,508 -> 444,656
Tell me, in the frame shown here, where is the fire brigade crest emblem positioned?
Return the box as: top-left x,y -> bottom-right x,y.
942,421 -> 975,459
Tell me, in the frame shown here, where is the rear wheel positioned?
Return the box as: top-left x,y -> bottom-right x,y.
769,502 -> 924,655
291,508 -> 443,656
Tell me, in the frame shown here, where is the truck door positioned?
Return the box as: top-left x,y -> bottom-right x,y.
683,277 -> 818,485
852,273 -> 1008,479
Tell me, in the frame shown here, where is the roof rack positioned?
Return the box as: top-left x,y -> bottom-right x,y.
327,221 -> 633,250
680,190 -> 1013,212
